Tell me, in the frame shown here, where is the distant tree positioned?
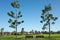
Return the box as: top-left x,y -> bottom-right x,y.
42,26 -> 46,34
50,31 -> 54,34
35,30 -> 38,34
21,28 -> 24,34
44,31 -> 48,34
30,30 -> 34,34
38,31 -> 41,34
1,28 -> 4,35
11,31 -> 16,35
40,4 -> 58,39
56,31 -> 60,34
7,0 -> 24,39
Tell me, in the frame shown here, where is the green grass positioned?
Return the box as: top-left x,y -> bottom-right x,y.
0,34 -> 60,40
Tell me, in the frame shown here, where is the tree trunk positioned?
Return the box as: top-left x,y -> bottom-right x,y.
16,12 -> 18,40
49,21 -> 50,40
16,25 -> 17,40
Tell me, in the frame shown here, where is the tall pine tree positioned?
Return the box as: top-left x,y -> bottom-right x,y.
7,0 -> 24,39
40,4 -> 58,40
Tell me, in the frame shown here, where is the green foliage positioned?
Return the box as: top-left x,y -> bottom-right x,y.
17,11 -> 22,18
11,2 -> 20,8
17,15 -> 22,18
7,11 -> 15,18
42,10 -> 46,14
8,11 -> 24,28
18,11 -> 21,15
7,0 -> 24,31
45,4 -> 52,11
9,24 -> 16,28
8,19 -> 12,23
42,26 -> 46,30
21,20 -> 24,23
1,28 -> 4,31
40,4 -> 58,30
17,22 -> 21,24
40,21 -> 43,23
52,22 -> 55,24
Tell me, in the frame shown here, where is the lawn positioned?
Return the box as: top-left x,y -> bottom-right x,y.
0,34 -> 60,40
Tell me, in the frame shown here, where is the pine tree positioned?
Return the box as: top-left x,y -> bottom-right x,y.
7,0 -> 24,40
1,28 -> 4,36
40,4 -> 58,40
21,28 -> 24,34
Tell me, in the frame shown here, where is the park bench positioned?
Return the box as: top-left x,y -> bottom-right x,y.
25,35 -> 33,38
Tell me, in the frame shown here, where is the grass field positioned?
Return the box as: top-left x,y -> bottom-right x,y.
0,34 -> 60,40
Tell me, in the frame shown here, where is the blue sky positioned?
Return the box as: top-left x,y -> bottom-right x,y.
0,0 -> 60,32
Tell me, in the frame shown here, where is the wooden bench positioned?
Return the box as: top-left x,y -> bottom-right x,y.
36,35 -> 44,38
25,35 -> 33,38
